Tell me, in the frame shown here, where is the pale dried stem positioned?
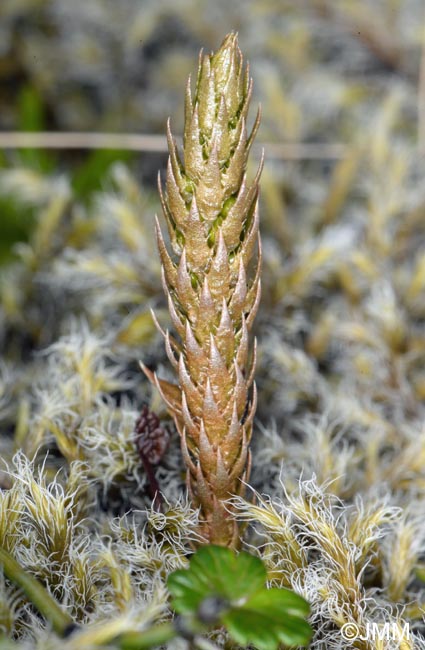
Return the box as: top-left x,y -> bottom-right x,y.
0,131 -> 345,160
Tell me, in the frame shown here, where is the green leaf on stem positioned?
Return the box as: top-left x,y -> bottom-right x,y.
167,545 -> 312,650
168,544 -> 266,613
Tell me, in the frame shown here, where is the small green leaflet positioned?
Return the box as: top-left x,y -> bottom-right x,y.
167,545 -> 312,650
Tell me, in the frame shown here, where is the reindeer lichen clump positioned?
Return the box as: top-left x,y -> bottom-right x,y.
143,33 -> 262,547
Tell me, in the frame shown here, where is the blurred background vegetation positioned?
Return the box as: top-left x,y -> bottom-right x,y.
1,0 -> 423,261
1,0 -> 425,441
2,5 -> 425,643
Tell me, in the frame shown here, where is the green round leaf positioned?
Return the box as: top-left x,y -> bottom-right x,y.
167,546 -> 312,649
223,588 -> 312,650
167,545 -> 266,614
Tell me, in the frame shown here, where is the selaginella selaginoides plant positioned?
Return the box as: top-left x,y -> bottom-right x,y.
142,33 -> 262,547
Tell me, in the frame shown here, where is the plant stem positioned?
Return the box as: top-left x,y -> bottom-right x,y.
0,639 -> 20,649
140,453 -> 163,512
194,636 -> 223,650
0,131 -> 345,159
0,546 -> 75,637
119,622 -> 176,649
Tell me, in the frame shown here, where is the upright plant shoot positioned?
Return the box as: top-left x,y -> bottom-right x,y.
143,33 -> 262,547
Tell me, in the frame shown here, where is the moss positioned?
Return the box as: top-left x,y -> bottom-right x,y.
0,3 -> 425,648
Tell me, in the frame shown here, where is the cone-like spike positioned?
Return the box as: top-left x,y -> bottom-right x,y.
142,33 -> 262,547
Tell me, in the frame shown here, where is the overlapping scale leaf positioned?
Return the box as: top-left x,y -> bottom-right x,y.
146,33 -> 262,547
